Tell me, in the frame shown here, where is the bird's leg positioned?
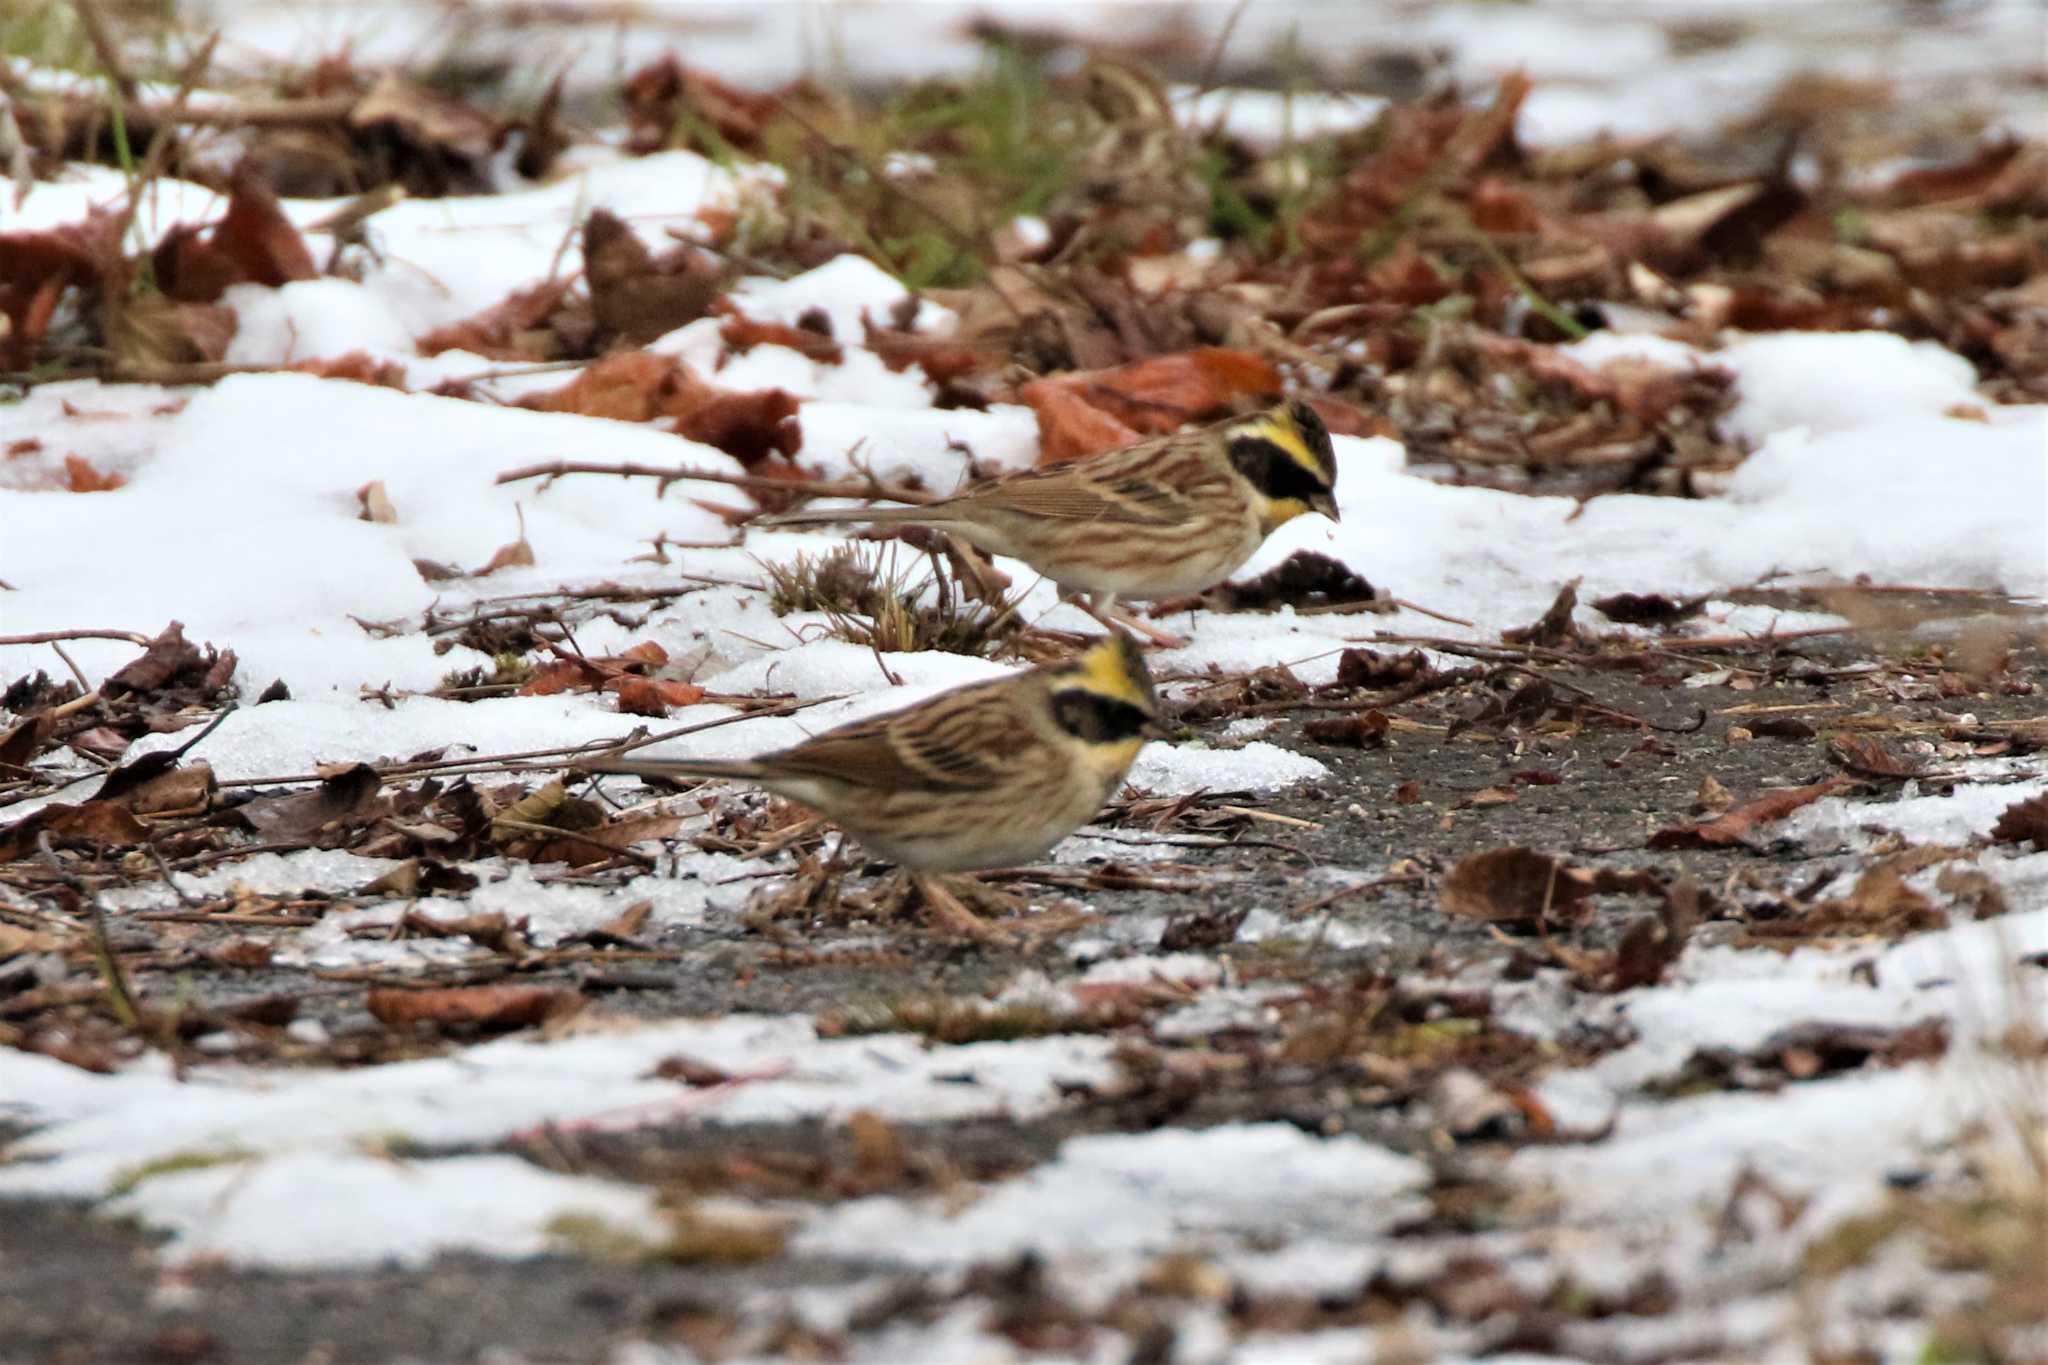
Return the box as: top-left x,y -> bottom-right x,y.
913,873 -> 1026,943
1072,592 -> 1188,649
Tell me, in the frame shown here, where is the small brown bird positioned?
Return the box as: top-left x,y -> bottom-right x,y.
578,634 -> 1162,937
759,399 -> 1340,617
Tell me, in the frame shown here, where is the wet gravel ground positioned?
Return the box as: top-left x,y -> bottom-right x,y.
4,633 -> 2044,1364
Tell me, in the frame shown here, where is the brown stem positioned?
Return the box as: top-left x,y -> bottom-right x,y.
492,459 -> 935,507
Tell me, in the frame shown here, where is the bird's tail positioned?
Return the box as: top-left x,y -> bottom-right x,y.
756,504 -> 950,530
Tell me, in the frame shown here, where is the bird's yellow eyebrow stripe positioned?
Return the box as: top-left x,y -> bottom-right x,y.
1073,638 -> 1150,707
1241,415 -> 1315,471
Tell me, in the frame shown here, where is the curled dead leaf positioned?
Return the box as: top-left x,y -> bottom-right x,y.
1648,778 -> 1852,849
1439,847 -> 1592,926
366,984 -> 580,1033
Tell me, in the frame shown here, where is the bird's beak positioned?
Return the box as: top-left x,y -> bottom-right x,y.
1312,490 -> 1340,522
1142,716 -> 1177,741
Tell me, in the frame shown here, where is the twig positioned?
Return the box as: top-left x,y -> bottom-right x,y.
493,458 -> 935,508
0,362 -> 279,390
48,642 -> 93,694
71,0 -> 137,102
145,844 -> 200,907
490,818 -> 658,869
0,629 -> 153,648
212,695 -> 842,789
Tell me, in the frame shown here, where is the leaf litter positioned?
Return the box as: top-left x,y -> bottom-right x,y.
1,6 -> 2047,1363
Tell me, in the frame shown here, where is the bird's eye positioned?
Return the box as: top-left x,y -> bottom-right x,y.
1052,690 -> 1152,743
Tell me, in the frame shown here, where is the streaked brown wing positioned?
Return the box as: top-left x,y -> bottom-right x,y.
966,465 -> 1192,525
763,682 -> 1029,793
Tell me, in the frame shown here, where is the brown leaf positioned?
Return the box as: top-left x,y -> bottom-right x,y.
522,351 -> 690,423
647,1053 -> 732,1086
124,761 -> 215,817
0,213 -> 114,368
62,453 -> 127,492
622,59 -> 780,156
518,658 -> 607,697
490,780 -> 577,844
0,713 -> 55,770
1214,551 -> 1376,611
720,313 -> 843,364
239,763 -> 382,842
610,676 -> 672,717
1438,847 -> 1593,926
366,984 -> 580,1033
585,208 -> 719,343
1592,592 -> 1706,627
1502,579 -> 1581,647
1828,734 -> 1922,779
1336,649 -> 1432,689
155,163 -> 317,302
1990,794 -> 2048,850
1694,773 -> 1734,813
475,530 -> 536,576
47,800 -> 152,848
104,621 -> 201,697
595,899 -> 653,943
416,277 -> 578,360
351,71 -> 504,163
672,387 -> 802,466
1305,710 -> 1389,748
1018,379 -> 1142,464
296,353 -> 407,388
1648,777 -> 1852,849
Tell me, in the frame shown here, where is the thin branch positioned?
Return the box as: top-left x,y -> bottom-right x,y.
0,629 -> 154,648
493,458 -> 935,507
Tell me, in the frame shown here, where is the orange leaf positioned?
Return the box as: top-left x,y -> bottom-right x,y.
652,680 -> 705,707
610,676 -> 671,717
519,658 -> 603,696
1067,348 -> 1281,434
366,984 -> 580,1033
719,313 -> 843,363
416,277 -> 577,360
1648,778 -> 1854,849
1018,379 -> 1141,464
63,454 -> 125,492
294,351 -> 407,387
673,387 -> 802,465
521,351 -> 688,423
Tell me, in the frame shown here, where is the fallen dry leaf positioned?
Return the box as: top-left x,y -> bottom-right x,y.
585,207 -> 719,343
154,163 -> 318,302
104,621 -> 202,697
1828,734 -> 1923,779
366,984 -> 581,1033
1018,379 -> 1143,463
239,763 -> 381,842
672,386 -> 801,465
1990,793 -> 2048,850
1438,847 -> 1593,926
1648,777 -> 1853,849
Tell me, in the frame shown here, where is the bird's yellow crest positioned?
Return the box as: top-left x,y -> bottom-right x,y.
1069,633 -> 1155,710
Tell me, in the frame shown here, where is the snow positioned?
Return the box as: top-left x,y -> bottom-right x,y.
108,1151 -> 668,1271
1131,739 -> 1329,796
797,1122 -> 1430,1267
1717,332 -> 1985,444
0,1016 -> 1120,1248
